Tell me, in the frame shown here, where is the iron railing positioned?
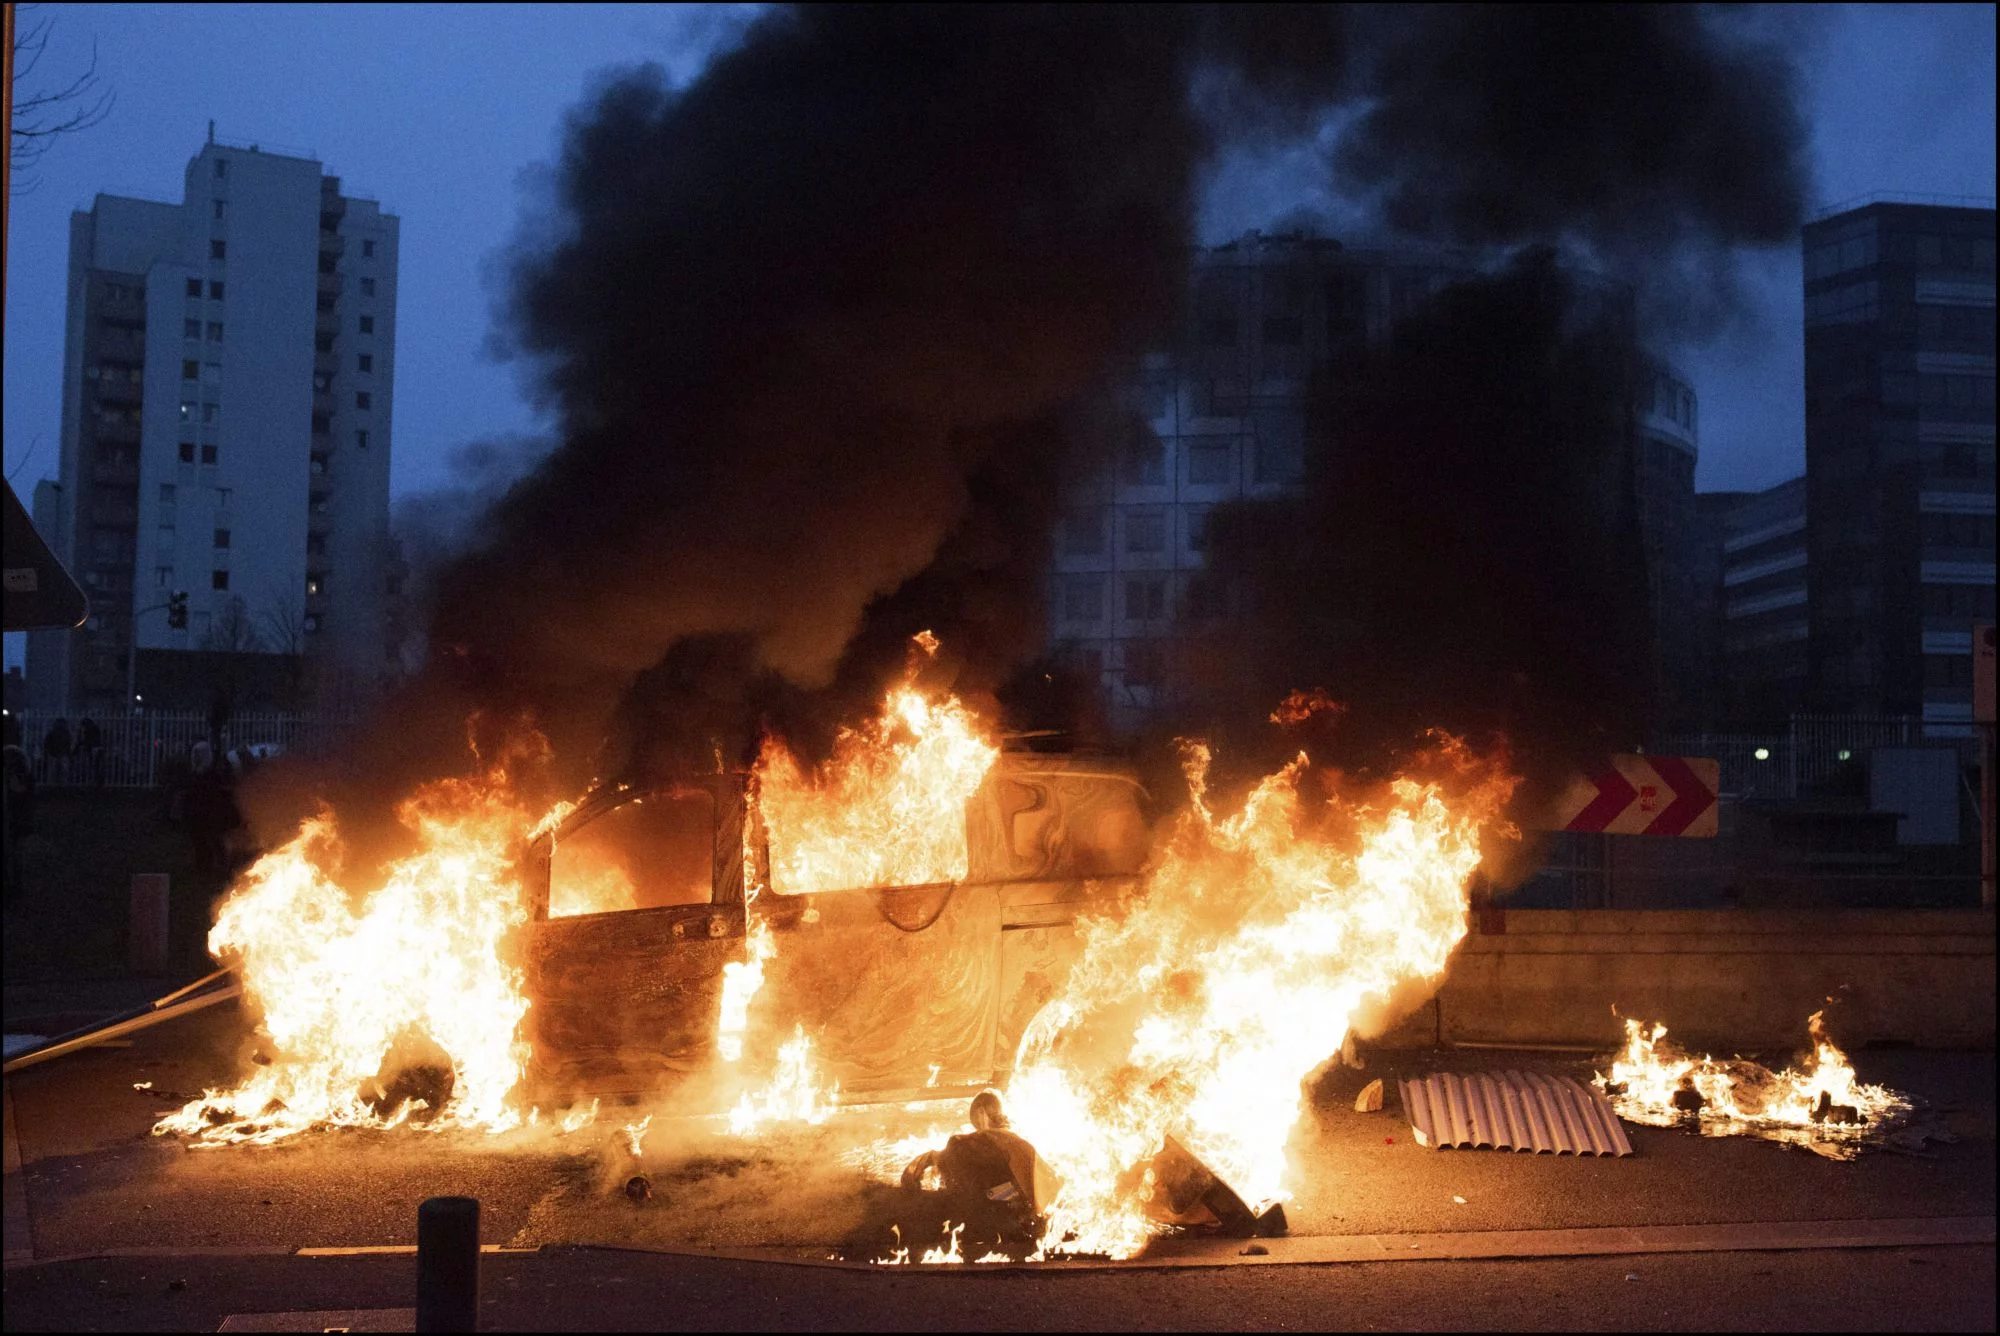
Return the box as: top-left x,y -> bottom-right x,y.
10,710 -> 361,788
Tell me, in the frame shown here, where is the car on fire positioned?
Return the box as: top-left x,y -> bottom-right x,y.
522,751 -> 1152,1105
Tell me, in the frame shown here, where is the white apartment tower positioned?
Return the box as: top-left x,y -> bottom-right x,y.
27,136 -> 398,712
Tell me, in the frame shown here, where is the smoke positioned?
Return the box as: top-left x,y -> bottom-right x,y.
254,5 -> 1812,851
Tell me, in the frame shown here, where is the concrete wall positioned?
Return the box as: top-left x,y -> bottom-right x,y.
1371,909 -> 1994,1051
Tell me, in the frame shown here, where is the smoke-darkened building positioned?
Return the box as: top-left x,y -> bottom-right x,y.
1050,230 -> 1675,734
1802,197 -> 1996,730
1636,359 -> 1705,727
1047,231 -> 1478,726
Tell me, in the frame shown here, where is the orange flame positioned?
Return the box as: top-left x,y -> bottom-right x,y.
1007,732 -> 1517,1257
155,768 -> 545,1146
752,647 -> 999,895
1597,1010 -> 1907,1134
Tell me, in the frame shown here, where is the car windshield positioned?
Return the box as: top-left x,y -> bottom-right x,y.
549,790 -> 713,917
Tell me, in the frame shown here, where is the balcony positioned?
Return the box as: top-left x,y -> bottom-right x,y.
319,230 -> 346,258
93,376 -> 143,407
315,309 -> 340,338
92,415 -> 141,446
90,457 -> 139,486
318,272 -> 344,299
313,391 -> 337,419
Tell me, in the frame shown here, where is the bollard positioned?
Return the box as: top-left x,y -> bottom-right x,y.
129,874 -> 170,974
415,1196 -> 480,1333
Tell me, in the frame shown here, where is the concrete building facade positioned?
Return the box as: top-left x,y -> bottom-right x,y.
1710,475 -> 1810,726
1802,197 -> 1996,729
26,137 -> 398,713
1049,231 -> 1678,733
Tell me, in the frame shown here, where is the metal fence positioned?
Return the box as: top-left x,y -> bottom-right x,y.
1656,714 -> 1958,801
9,710 -> 361,789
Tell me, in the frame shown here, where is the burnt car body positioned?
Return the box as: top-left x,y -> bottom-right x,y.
522,753 -> 1149,1105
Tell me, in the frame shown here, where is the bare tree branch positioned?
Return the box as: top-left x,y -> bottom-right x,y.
11,7 -> 116,196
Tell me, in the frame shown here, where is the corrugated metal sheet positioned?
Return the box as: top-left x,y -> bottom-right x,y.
1399,1070 -> 1633,1156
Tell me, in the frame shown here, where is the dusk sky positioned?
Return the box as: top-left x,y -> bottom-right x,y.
4,4 -> 1994,668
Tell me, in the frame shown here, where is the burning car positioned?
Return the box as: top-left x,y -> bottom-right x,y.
522,750 -> 1151,1107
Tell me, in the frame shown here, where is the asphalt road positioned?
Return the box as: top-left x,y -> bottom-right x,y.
4,995 -> 1995,1331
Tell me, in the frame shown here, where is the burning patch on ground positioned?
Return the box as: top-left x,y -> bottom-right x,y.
1594,1011 -> 1936,1160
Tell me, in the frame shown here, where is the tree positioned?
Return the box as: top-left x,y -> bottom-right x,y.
10,5 -> 115,197
203,596 -> 263,654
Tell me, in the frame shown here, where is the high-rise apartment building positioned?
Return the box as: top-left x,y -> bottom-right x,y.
1049,231 -> 1667,732
1802,197 -> 1996,729
1707,475 -> 1810,726
26,137 -> 398,712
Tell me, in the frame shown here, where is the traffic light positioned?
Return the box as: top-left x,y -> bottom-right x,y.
167,590 -> 188,630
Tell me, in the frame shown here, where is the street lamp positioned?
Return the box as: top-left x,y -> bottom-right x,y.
1753,747 -> 1771,761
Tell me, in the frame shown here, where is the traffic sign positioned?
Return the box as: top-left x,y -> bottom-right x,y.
1552,754 -> 1720,837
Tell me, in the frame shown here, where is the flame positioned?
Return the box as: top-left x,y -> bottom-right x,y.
1596,1011 -> 1908,1134
623,1114 -> 653,1159
1007,733 -> 1516,1258
548,846 -> 639,918
752,650 -> 999,894
717,918 -> 778,1063
726,1023 -> 840,1135
155,768 -> 543,1146
559,1098 -> 601,1134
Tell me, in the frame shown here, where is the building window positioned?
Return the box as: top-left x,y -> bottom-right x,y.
1262,315 -> 1304,346
184,318 -> 202,339
1123,640 -> 1162,687
179,441 -> 196,463
159,484 -> 176,505
306,573 -> 325,596
356,429 -> 369,449
1062,574 -> 1103,622
186,277 -> 203,298
1120,428 -> 1166,486
202,403 -> 219,424
355,391 -> 371,410
362,239 -> 375,259
358,354 -> 372,373
213,528 -> 230,549
1125,576 -> 1167,621
209,280 -> 224,300
202,362 -> 222,386
200,444 -> 218,465
182,360 -> 199,380
1060,509 -> 1105,556
359,315 -> 374,334
306,533 -> 327,556
211,570 -> 230,591
214,487 -> 232,508
207,322 -> 224,342
1254,429 -> 1304,484
210,240 -> 226,261
179,400 -> 197,422
213,199 -> 226,220
360,277 -> 376,297
1125,512 -> 1166,554
213,158 -> 227,179
1186,438 -> 1233,486
1187,506 -> 1210,552
156,566 -> 173,589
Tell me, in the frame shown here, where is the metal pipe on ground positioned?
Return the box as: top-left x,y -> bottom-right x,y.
1,969 -> 237,1076
416,1196 -> 480,1333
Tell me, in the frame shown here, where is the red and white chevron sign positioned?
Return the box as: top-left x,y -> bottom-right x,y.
1553,755 -> 1720,837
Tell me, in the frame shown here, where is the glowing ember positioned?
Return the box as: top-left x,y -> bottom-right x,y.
559,1098 -> 601,1134
753,637 -> 999,894
1596,1011 -> 1909,1145
1007,733 -> 1516,1258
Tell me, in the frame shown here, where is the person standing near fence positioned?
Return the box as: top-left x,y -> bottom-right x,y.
41,718 -> 72,786
76,716 -> 103,788
4,714 -> 35,902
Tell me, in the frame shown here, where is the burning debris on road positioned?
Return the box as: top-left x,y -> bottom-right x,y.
1594,1011 -> 1934,1160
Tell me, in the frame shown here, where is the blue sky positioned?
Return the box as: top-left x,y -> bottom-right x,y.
5,4 -> 1995,668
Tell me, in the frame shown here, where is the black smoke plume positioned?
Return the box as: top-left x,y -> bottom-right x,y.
253,5 -> 1811,855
